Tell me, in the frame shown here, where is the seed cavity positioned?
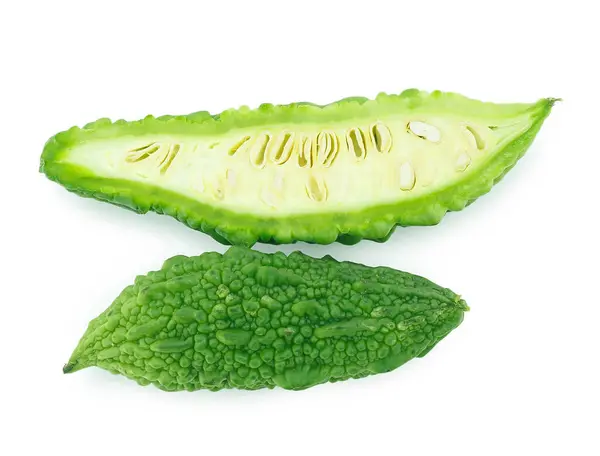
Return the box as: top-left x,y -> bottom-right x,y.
316,131 -> 331,163
399,162 -> 416,191
268,131 -> 294,165
455,152 -> 471,172
159,144 -> 180,174
298,136 -> 314,168
317,131 -> 340,167
465,126 -> 485,150
249,134 -> 270,168
129,142 -> 157,153
370,122 -> 393,153
305,175 -> 328,202
347,128 -> 367,160
229,136 -> 251,156
126,142 -> 160,162
407,121 -> 441,143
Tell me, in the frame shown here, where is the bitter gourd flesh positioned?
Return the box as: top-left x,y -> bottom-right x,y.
40,90 -> 556,246
64,247 -> 468,391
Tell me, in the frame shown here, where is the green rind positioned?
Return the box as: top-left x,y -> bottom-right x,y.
64,247 -> 468,392
40,90 -> 557,246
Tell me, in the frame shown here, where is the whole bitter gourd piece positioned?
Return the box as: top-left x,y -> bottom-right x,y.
64,247 -> 468,391
40,90 -> 556,246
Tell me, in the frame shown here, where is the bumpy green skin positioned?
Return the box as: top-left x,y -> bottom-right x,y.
64,247 -> 467,392
40,90 -> 557,246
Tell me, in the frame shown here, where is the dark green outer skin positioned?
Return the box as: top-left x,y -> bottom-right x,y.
65,247 -> 468,392
40,90 -> 557,246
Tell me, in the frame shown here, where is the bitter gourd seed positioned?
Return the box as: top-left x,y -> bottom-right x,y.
64,247 -> 468,391
40,90 -> 556,246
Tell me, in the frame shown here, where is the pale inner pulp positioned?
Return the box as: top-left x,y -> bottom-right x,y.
65,115 -> 531,215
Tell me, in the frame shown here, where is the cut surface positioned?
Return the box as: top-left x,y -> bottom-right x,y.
40,90 -> 557,245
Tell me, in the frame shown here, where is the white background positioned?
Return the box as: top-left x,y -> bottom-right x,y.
1,1 -> 598,455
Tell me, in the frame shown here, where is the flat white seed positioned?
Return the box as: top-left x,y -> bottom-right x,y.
325,133 -> 341,167
370,122 -> 393,153
317,131 -> 331,163
455,152 -> 471,172
268,131 -> 294,165
299,136 -> 313,168
126,144 -> 160,162
249,134 -> 270,168
399,162 -> 416,191
462,126 -> 478,150
408,121 -> 441,143
318,131 -> 340,167
159,144 -> 180,174
305,175 -> 328,202
229,136 -> 251,156
157,144 -> 174,169
347,128 -> 367,160
465,126 -> 485,150
128,142 -> 157,153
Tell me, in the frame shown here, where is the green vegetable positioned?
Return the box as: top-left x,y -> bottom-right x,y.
40,89 -> 556,246
64,247 -> 468,391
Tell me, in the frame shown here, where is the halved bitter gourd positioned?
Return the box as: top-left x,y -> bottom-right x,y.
40,90 -> 557,246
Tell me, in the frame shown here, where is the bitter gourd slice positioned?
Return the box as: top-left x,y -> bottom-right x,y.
40,90 -> 556,246
64,247 -> 468,392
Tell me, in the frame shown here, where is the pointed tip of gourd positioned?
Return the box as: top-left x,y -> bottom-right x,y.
63,361 -> 85,374
455,296 -> 470,312
547,97 -> 562,106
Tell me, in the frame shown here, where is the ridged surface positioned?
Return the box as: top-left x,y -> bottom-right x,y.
64,247 -> 468,391
40,90 -> 557,246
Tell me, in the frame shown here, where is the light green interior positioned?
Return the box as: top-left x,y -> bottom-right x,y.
63,113 -> 532,216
